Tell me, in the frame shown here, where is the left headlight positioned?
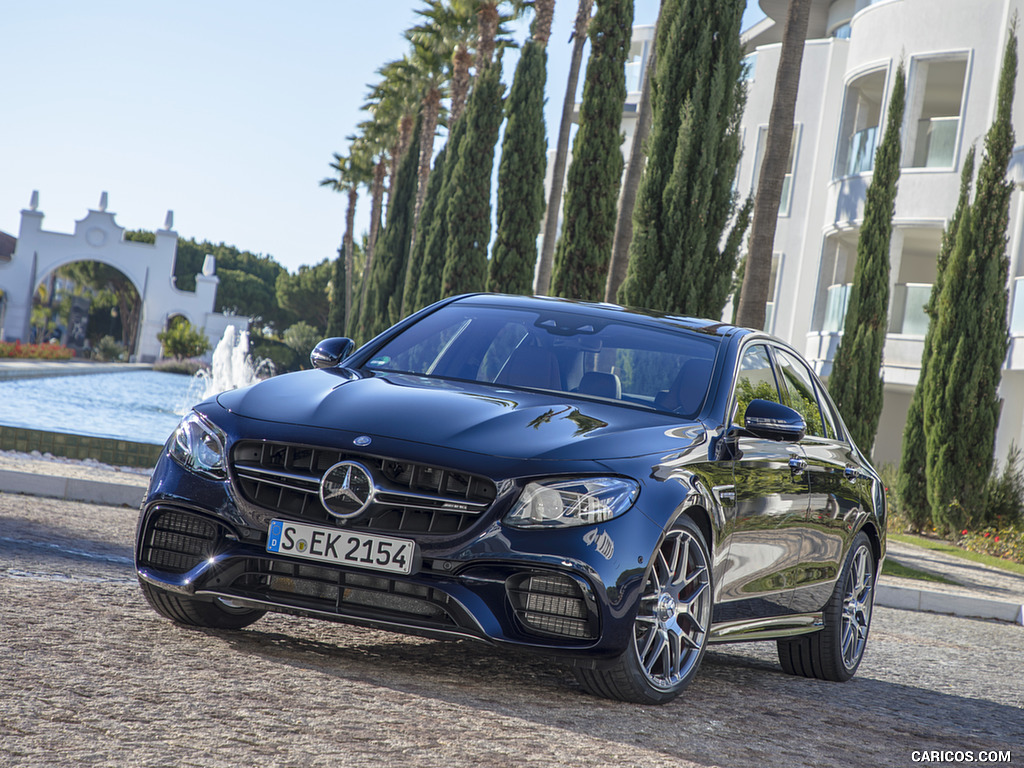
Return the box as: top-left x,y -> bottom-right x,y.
168,411 -> 227,480
504,477 -> 639,529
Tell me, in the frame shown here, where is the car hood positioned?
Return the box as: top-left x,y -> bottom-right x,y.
215,370 -> 704,462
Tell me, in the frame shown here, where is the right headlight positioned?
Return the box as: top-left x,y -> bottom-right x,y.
504,477 -> 639,529
168,411 -> 227,480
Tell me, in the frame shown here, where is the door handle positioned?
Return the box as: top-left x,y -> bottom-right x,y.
789,457 -> 807,474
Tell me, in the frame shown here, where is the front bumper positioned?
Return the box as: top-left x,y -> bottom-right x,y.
136,454 -> 663,659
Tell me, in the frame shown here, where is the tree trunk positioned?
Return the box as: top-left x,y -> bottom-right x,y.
605,0 -> 661,303
735,0 -> 811,330
536,0 -> 594,295
344,188 -> 358,335
450,45 -> 473,124
360,158 -> 387,316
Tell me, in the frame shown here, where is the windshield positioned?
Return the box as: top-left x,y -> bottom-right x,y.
363,304 -> 720,417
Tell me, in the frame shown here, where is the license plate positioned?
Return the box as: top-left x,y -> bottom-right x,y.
266,520 -> 416,576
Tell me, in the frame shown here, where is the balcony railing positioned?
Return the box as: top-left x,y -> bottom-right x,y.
889,283 -> 932,336
913,116 -> 959,168
821,283 -> 852,333
844,126 -> 878,176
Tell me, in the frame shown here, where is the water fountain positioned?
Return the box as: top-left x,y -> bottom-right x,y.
185,324 -> 275,405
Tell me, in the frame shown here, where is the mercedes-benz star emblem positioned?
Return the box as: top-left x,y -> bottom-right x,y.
320,461 -> 375,519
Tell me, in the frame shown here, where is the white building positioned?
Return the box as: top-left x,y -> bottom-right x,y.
740,0 -> 1024,466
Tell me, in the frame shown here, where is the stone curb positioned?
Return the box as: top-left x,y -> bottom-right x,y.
0,469 -> 146,508
876,583 -> 1024,626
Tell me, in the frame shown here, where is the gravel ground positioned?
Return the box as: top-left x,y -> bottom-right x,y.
1,492 -> 1021,768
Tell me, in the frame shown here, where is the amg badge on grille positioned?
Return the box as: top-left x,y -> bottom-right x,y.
320,461 -> 375,519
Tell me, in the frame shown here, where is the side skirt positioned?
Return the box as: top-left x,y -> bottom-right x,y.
708,612 -> 824,644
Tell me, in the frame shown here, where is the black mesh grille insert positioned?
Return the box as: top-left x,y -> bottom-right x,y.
139,508 -> 221,574
507,571 -> 598,640
231,440 -> 497,535
224,559 -> 457,625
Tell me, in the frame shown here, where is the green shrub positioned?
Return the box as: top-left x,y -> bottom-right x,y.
982,443 -> 1024,528
92,336 -> 125,362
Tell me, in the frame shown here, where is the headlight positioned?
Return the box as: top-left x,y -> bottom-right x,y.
504,478 -> 639,528
168,411 -> 227,480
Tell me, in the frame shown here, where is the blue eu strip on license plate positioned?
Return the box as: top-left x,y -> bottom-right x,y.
266,519 -> 415,575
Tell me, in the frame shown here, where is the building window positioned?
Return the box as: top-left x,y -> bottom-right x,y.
835,69 -> 887,178
743,53 -> 757,81
830,23 -> 851,40
907,56 -> 968,169
764,254 -> 782,332
752,126 -> 799,216
1011,277 -> 1024,336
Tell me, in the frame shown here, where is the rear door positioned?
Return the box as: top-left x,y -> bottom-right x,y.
773,347 -> 872,613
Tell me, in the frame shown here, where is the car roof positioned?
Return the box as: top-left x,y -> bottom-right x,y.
450,293 -> 749,340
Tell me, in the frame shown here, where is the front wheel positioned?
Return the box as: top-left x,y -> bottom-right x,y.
777,530 -> 875,681
574,516 -> 712,704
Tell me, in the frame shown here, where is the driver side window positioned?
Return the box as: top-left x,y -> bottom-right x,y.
732,345 -> 782,425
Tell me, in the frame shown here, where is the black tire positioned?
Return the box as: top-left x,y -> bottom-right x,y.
777,530 -> 875,682
139,579 -> 266,630
574,516 -> 713,704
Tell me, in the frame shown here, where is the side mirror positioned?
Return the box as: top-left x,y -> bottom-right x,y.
743,398 -> 806,442
310,337 -> 356,369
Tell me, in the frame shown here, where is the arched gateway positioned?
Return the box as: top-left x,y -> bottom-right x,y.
0,192 -> 237,362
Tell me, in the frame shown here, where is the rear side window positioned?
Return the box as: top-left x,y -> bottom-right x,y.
774,348 -> 826,438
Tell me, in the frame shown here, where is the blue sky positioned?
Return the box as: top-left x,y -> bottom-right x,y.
1,1 -> 766,275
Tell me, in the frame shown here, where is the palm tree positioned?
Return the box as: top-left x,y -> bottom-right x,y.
736,0 -> 813,330
536,0 -> 594,295
319,141 -> 375,335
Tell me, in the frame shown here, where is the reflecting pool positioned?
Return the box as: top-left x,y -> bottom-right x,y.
0,370 -> 200,445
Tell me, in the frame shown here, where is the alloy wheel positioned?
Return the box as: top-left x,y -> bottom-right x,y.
841,544 -> 873,670
633,527 -> 711,690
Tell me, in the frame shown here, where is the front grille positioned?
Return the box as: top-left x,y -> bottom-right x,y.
231,440 -> 497,535
139,508 -> 221,574
222,559 -> 458,626
506,572 -> 598,640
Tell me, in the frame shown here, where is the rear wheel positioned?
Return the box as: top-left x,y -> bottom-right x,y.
777,530 -> 874,681
574,516 -> 712,704
139,580 -> 266,630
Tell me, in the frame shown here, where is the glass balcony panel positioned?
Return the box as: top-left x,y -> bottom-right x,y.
846,126 -> 878,175
914,117 -> 959,168
890,283 -> 932,336
822,284 -> 852,333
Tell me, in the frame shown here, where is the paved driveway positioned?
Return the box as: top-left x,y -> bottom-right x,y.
1,493 -> 1021,768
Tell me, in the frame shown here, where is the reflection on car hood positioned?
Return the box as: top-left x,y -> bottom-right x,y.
215,370 -> 704,461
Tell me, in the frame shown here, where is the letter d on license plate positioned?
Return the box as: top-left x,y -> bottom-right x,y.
267,520 -> 416,575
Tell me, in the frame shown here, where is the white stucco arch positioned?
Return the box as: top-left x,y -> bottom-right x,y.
0,193 -> 236,362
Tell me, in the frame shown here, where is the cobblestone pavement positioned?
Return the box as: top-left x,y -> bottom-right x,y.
1,492 -> 1022,768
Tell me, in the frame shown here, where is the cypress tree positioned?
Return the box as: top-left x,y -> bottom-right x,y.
896,148 -> 974,532
489,36 -> 548,295
416,119 -> 467,309
924,26 -> 1017,533
403,145 -> 447,314
360,118 -> 422,340
617,0 -> 748,319
550,0 -> 633,301
441,57 -> 505,297
828,62 -> 906,454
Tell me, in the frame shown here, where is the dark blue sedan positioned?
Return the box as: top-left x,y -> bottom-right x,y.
135,294 -> 885,703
